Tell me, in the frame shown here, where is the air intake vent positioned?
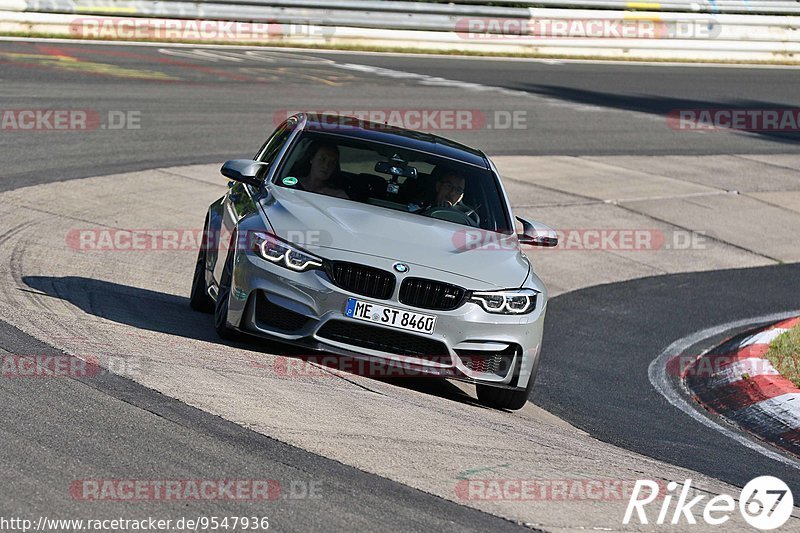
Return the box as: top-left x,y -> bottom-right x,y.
317,320 -> 449,361
456,345 -> 518,378
254,292 -> 311,332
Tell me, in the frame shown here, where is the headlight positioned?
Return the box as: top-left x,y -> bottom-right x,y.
470,288 -> 538,314
250,231 -> 323,272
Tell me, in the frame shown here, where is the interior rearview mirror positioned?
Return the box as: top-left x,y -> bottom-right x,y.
374,161 -> 417,179
517,216 -> 558,247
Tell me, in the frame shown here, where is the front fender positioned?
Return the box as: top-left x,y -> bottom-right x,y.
205,196 -> 226,288
224,209 -> 272,328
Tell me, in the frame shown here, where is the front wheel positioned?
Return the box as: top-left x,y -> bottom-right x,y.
214,247 -> 239,340
189,219 -> 214,313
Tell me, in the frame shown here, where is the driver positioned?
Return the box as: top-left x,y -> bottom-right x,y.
423,165 -> 480,226
433,168 -> 466,208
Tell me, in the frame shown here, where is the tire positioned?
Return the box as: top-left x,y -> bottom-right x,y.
189,222 -> 214,313
214,246 -> 239,340
476,357 -> 539,411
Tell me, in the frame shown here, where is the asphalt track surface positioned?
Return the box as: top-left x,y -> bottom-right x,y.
2,39 -> 800,189
0,321 -> 525,532
534,264 -> 800,491
2,38 -> 800,527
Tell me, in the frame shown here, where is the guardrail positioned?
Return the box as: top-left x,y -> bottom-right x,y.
1,0 -> 799,62
430,1 -> 800,16
12,0 -> 800,17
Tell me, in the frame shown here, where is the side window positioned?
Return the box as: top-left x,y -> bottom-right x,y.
259,118 -> 297,165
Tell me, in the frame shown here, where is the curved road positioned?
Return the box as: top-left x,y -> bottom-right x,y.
1,38 -> 799,529
2,39 -> 800,190
535,264 -> 800,490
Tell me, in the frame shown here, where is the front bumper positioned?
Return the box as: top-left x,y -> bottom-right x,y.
226,250 -> 546,390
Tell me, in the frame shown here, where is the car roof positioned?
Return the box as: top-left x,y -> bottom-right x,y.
296,113 -> 489,169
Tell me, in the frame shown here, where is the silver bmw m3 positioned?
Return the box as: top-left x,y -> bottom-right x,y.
191,113 -> 558,410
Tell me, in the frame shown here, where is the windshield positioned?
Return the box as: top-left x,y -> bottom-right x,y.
271,132 -> 513,233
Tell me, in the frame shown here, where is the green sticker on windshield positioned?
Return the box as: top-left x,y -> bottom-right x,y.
283,176 -> 298,186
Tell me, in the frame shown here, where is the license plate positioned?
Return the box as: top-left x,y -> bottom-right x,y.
344,298 -> 436,335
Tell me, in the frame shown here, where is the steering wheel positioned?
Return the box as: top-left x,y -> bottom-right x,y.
424,206 -> 480,227
460,204 -> 481,227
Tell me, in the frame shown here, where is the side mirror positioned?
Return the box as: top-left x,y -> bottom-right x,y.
221,159 -> 269,188
517,216 -> 558,247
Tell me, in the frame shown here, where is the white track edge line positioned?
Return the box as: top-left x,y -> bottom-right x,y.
648,310 -> 800,471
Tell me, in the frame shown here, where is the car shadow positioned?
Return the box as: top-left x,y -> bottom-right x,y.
22,275 -> 487,408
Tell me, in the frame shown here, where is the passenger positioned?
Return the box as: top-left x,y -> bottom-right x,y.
299,142 -> 348,199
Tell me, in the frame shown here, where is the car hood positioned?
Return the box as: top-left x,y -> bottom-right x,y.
259,186 -> 529,288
